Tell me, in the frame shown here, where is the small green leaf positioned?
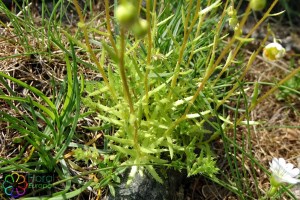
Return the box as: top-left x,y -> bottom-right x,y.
145,165 -> 163,184
251,82 -> 260,106
105,135 -> 134,145
102,41 -> 119,63
127,165 -> 138,185
108,184 -> 116,197
109,144 -> 136,156
166,136 -> 174,159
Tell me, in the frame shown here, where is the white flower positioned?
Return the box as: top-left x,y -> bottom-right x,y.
269,157 -> 300,186
263,42 -> 286,61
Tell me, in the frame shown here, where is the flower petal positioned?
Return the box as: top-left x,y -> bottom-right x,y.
278,158 -> 286,166
285,163 -> 294,171
289,168 -> 300,177
281,175 -> 300,184
270,158 -> 278,167
269,157 -> 300,185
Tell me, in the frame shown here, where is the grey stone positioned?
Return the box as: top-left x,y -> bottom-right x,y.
106,168 -> 185,200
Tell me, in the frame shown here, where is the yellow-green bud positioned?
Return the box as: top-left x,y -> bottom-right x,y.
115,3 -> 137,26
234,24 -> 242,36
250,0 -> 266,11
228,17 -> 238,28
132,18 -> 149,38
227,6 -> 237,17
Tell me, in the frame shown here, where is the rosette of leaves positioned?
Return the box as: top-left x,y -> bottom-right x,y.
81,0 -> 223,186
82,53 -> 220,185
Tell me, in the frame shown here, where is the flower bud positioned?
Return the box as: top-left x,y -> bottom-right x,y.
227,6 -> 237,17
115,3 -> 137,26
250,0 -> 266,11
132,18 -> 149,38
234,24 -> 242,35
228,17 -> 238,28
263,42 -> 286,61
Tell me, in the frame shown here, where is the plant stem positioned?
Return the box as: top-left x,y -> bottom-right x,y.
143,0 -> 152,120
183,0 -> 231,116
119,28 -> 134,113
119,28 -> 140,150
73,0 -> 116,101
169,0 -> 201,93
245,0 -> 279,39
104,0 -> 118,54
216,31 -> 269,109
236,65 -> 300,125
183,0 -> 279,115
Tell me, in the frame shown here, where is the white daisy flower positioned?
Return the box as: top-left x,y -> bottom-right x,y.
269,157 -> 300,186
263,42 -> 286,61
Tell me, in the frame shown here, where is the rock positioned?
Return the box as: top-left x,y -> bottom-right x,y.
105,168 -> 185,200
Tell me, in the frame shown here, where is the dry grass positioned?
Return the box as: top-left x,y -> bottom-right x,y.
245,54 -> 300,198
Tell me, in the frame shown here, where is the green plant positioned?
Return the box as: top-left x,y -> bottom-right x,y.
77,0 -> 226,185
0,53 -> 80,171
74,0 -> 300,197
1,0 -> 300,199
0,48 -> 92,198
276,71 -> 300,101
